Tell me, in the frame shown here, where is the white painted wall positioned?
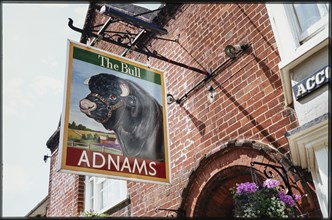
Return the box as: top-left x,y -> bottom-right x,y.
312,146 -> 329,217
290,47 -> 329,126
266,3 -> 330,218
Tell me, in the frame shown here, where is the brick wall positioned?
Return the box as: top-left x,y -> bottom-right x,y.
47,3 -> 313,217
110,3 -> 299,217
46,149 -> 84,217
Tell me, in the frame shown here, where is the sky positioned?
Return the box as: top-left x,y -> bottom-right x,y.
2,2 -> 161,217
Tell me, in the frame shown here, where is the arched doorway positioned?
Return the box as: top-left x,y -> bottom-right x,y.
178,140 -> 321,217
194,166 -> 264,217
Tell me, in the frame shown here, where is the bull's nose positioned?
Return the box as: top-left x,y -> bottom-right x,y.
79,99 -> 97,114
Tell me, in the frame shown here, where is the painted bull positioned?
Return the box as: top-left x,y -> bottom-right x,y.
79,73 -> 164,161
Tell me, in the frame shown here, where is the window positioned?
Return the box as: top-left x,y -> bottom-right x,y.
292,3 -> 329,43
84,176 -> 128,213
266,3 -> 330,105
266,3 -> 329,60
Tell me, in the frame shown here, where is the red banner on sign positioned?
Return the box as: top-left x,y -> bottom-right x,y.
66,147 -> 166,178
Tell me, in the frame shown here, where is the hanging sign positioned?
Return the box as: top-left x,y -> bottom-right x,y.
58,40 -> 171,184
293,66 -> 330,100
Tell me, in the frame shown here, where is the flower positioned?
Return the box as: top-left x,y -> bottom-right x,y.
293,193 -> 301,201
263,178 -> 279,188
278,191 -> 296,207
230,178 -> 300,218
236,182 -> 258,193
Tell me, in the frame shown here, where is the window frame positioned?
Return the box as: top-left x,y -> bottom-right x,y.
289,3 -> 329,44
84,176 -> 128,214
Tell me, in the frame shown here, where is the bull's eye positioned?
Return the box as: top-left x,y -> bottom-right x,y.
109,95 -> 117,101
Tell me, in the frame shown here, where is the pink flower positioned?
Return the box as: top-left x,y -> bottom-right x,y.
263,178 -> 279,188
236,182 -> 258,194
293,194 -> 301,201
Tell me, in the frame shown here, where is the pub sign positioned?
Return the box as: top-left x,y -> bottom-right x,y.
58,40 -> 171,184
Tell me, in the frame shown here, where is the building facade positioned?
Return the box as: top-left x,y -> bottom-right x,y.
265,3 -> 330,217
43,3 -> 329,218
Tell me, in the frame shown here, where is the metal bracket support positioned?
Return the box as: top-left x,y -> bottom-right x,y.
251,161 -> 293,195
68,18 -> 208,75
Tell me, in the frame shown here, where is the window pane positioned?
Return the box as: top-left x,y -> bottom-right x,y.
100,179 -> 127,211
90,180 -> 94,209
100,180 -> 112,210
85,177 -> 127,212
84,176 -> 95,211
293,4 -> 328,32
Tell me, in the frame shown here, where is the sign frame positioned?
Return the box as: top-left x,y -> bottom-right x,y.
57,40 -> 171,185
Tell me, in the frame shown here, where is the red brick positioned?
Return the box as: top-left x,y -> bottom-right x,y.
46,3 -> 302,218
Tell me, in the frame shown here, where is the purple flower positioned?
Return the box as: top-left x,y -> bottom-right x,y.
293,194 -> 301,201
263,178 -> 280,188
236,182 -> 258,194
278,191 -> 295,206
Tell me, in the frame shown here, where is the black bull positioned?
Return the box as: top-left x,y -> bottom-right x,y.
79,73 -> 165,162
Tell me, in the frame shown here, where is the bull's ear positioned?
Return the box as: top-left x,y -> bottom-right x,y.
83,77 -> 90,85
119,82 -> 129,97
125,96 -> 136,108
124,96 -> 140,117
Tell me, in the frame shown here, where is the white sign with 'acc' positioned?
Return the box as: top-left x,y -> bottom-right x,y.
292,66 -> 330,100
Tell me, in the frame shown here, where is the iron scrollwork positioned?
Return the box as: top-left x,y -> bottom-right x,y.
251,161 -> 293,195
68,18 -> 208,75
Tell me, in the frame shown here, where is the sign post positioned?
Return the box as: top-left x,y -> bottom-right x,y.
58,40 -> 171,184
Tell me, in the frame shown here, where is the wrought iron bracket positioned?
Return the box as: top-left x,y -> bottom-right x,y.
155,208 -> 186,217
68,18 -> 208,75
174,44 -> 250,105
100,5 -> 168,35
251,161 -> 293,195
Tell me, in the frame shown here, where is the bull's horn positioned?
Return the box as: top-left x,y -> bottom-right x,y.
119,82 -> 129,96
83,77 -> 90,85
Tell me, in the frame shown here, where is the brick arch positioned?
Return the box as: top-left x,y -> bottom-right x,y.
193,165 -> 266,217
179,139 -> 295,217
